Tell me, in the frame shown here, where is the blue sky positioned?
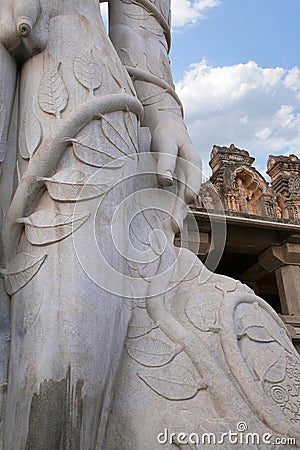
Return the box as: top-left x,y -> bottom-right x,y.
169,0 -> 300,178
171,0 -> 300,81
101,1 -> 300,179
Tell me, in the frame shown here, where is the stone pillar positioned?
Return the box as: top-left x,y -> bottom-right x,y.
180,214 -> 211,257
257,239 -> 300,351
275,265 -> 300,315
258,241 -> 300,315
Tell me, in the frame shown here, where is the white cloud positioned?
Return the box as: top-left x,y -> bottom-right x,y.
176,60 -> 300,176
171,0 -> 221,27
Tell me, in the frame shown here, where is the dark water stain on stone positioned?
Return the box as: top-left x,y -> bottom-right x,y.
25,368 -> 84,450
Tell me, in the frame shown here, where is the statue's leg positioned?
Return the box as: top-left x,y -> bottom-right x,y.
1,4 -> 143,446
3,193 -> 132,449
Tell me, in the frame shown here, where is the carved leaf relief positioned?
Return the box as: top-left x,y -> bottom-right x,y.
158,106 -> 181,118
124,111 -> 138,153
185,295 -> 217,332
38,62 -> 69,119
127,307 -> 158,338
141,90 -> 167,107
144,52 -> 163,79
18,210 -> 90,245
171,250 -> 201,283
39,168 -> 114,202
129,259 -> 160,281
23,292 -> 43,331
4,253 -> 47,295
243,284 -> 255,294
69,120 -> 129,168
123,11 -> 149,22
138,365 -> 204,401
108,64 -> 131,93
74,50 -> 102,95
70,137 -> 126,169
182,263 -> 201,282
140,25 -> 164,40
123,297 -> 140,311
101,113 -> 136,156
161,54 -> 174,87
257,307 -> 293,353
241,325 -> 275,343
215,280 -> 238,294
263,351 -> 287,384
120,48 -> 138,67
126,336 -> 181,367
19,106 -> 43,159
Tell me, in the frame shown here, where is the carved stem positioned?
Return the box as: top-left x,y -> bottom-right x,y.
145,253 -> 252,418
126,0 -> 171,50
4,94 -> 143,262
126,66 -> 183,115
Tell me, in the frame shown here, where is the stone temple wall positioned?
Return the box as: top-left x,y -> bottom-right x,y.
194,144 -> 300,224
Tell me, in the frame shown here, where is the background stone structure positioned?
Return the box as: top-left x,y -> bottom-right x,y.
189,145 -> 300,351
199,144 -> 300,222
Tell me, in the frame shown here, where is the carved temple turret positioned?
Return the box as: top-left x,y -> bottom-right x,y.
195,144 -> 300,224
267,154 -> 300,221
189,144 -> 300,351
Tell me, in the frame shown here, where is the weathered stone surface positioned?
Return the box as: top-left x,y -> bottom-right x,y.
0,1 -> 299,449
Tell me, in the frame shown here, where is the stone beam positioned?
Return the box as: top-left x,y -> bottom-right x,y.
241,241 -> 300,316
258,242 -> 300,271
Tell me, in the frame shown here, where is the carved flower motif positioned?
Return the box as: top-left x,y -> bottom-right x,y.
269,385 -> 289,406
292,366 -> 300,384
286,359 -> 300,384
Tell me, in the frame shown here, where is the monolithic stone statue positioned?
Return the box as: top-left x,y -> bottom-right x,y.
0,1 -> 299,449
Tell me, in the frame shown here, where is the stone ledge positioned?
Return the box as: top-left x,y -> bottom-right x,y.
280,314 -> 300,341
